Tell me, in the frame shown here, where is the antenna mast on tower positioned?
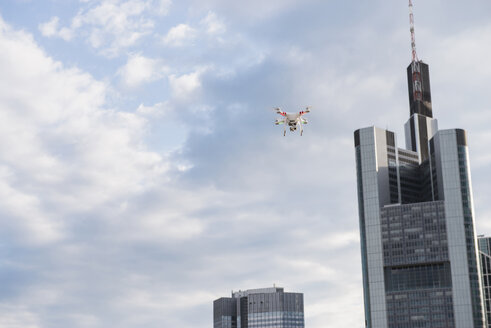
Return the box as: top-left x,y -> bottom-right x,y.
409,0 -> 422,101
409,0 -> 418,62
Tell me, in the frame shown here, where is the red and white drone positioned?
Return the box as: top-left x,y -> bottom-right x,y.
274,106 -> 311,136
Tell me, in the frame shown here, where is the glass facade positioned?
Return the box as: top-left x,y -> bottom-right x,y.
478,237 -> 491,327
214,298 -> 237,328
386,290 -> 454,328
355,127 -> 390,328
379,201 -> 454,327
355,133 -> 371,328
457,144 -> 485,327
354,61 -> 486,327
384,263 -> 452,292
381,202 -> 448,267
247,311 -> 304,327
216,316 -> 234,328
213,287 -> 304,328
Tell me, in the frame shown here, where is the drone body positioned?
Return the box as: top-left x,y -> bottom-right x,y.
274,107 -> 310,136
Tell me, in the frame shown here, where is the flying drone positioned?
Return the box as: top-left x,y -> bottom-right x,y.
274,106 -> 311,136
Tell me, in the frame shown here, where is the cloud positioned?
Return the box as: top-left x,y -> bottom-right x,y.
168,69 -> 204,101
154,0 -> 173,15
0,15 -> 173,244
0,305 -> 40,328
118,53 -> 168,87
38,16 -> 73,41
40,0 -> 173,57
0,167 -> 63,245
136,101 -> 169,116
161,12 -> 226,49
3,1 -> 491,327
189,0 -> 303,21
200,11 -> 226,35
71,0 -> 155,56
163,24 -> 197,47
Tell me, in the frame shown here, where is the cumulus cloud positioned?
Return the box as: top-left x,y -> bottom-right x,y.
38,16 -> 73,41
0,15 -> 175,243
163,24 -> 197,47
168,69 -> 204,101
154,0 -> 172,15
3,0 -> 491,327
161,12 -> 226,49
0,12 -> 230,325
0,167 -> 63,244
0,305 -> 40,328
118,53 -> 168,87
71,0 -> 157,56
200,11 -> 226,35
39,0 -> 173,56
189,0 -> 302,21
136,101 -> 169,116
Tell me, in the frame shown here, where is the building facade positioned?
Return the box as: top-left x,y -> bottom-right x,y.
354,59 -> 487,328
478,236 -> 491,327
213,287 -> 304,328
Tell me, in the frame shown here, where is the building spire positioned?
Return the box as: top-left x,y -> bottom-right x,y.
409,0 -> 418,62
408,0 -> 422,102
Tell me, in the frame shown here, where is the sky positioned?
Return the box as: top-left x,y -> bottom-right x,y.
0,0 -> 491,327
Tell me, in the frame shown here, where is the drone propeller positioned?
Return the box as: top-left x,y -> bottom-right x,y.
273,107 -> 286,116
299,106 -> 311,115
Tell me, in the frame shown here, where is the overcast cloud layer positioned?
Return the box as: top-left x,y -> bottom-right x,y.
1,1 -> 491,327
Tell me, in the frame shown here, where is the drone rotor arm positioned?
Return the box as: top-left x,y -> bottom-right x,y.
299,106 -> 311,116
274,107 -> 287,116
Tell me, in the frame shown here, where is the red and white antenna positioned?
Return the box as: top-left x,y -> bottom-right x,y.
409,0 -> 422,101
409,0 -> 418,62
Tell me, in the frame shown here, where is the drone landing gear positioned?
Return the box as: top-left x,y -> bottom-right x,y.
284,130 -> 286,136
301,130 -> 303,136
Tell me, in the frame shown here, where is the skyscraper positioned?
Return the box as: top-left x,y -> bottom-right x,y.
353,3 -> 486,327
213,286 -> 304,328
478,236 -> 491,327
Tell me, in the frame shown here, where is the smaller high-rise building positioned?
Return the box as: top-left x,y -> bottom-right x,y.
478,236 -> 491,327
213,286 -> 304,328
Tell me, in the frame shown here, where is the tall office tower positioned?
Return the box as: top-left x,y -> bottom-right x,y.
478,236 -> 491,327
353,3 -> 486,327
213,286 -> 304,328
